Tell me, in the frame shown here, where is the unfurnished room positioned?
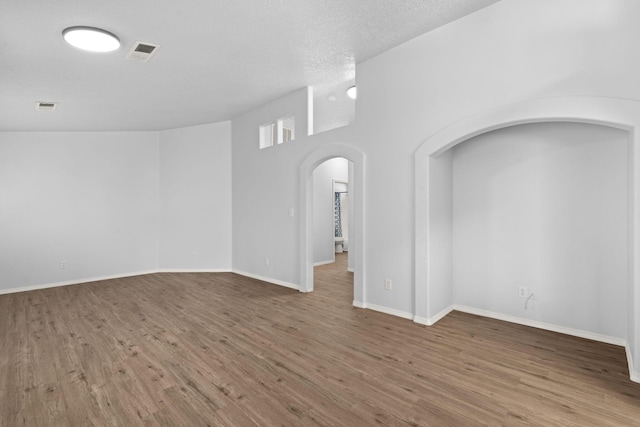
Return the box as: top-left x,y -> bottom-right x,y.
2,0 -> 640,425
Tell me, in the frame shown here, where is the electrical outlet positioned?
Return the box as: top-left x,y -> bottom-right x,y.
384,279 -> 392,290
192,251 -> 198,259
60,260 -> 67,269
518,286 -> 528,298
265,257 -> 270,266
289,208 -> 294,217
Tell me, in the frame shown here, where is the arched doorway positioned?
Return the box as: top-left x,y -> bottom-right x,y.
299,143 -> 366,307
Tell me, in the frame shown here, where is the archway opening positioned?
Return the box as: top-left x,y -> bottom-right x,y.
311,157 -> 354,302
299,144 -> 365,307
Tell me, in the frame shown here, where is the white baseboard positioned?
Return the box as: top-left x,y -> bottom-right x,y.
0,268 -> 294,296
347,267 -> 354,272
0,270 -> 158,296
156,268 -> 232,273
313,260 -> 334,267
453,305 -> 626,347
231,270 -> 299,291
412,316 -> 429,326
414,304 -> 638,384
413,304 -> 629,348
625,345 -> 640,383
414,305 -> 454,326
355,302 -> 413,320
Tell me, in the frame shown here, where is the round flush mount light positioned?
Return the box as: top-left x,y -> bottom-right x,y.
62,26 -> 120,52
346,86 -> 357,100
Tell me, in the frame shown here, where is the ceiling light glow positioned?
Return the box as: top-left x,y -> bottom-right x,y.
346,86 -> 357,100
63,26 -> 120,52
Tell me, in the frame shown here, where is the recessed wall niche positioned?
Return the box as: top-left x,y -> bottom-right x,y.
413,97 -> 640,383
449,122 -> 628,338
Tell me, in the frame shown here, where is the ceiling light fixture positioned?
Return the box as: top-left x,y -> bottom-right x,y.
346,86 -> 357,100
62,26 -> 120,52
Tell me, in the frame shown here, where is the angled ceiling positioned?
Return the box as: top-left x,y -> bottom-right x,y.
0,0 -> 500,131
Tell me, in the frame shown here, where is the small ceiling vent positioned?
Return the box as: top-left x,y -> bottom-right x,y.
125,41 -> 160,62
35,101 -> 57,111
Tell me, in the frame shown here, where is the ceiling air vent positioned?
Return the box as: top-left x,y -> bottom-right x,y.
35,101 -> 57,111
125,41 -> 160,62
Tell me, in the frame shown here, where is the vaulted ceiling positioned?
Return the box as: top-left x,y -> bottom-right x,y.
0,0 -> 500,131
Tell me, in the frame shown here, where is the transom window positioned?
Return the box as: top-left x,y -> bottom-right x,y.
259,116 -> 295,149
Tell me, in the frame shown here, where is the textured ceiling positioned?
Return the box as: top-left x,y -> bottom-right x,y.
0,0 -> 500,131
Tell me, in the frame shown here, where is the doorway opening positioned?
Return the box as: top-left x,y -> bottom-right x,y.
299,143 -> 365,307
310,157 -> 353,302
311,158 -> 352,269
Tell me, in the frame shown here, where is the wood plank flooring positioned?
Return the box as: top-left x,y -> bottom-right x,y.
1,253 -> 640,426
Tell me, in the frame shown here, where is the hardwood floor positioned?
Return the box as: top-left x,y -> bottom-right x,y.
1,253 -> 640,426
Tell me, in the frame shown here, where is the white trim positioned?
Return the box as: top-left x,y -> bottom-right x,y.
453,305 -> 626,347
626,345 -> 640,383
0,270 -> 158,295
307,86 -> 314,136
412,316 -> 430,326
356,302 -> 413,320
347,267 -> 354,272
454,305 -> 640,382
232,269 -> 300,291
0,268 -> 302,297
352,300 -> 366,309
313,260 -> 335,267
414,305 -> 454,326
156,268 -> 232,273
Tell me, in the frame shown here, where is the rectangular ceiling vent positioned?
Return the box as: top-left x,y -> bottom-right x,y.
126,41 -> 160,62
35,101 -> 57,111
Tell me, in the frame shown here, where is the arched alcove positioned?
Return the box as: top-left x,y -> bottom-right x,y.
299,143 -> 366,306
413,96 -> 640,383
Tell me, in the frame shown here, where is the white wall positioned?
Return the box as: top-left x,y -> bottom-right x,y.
427,150 -> 454,319
159,122 -> 232,270
232,86 -> 357,286
229,0 -> 640,314
0,132 -> 159,290
312,157 -> 348,264
347,162 -> 355,272
356,0 -> 640,315
0,121 -> 233,291
452,122 -> 628,338
2,0 -> 637,370
230,0 -> 640,327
